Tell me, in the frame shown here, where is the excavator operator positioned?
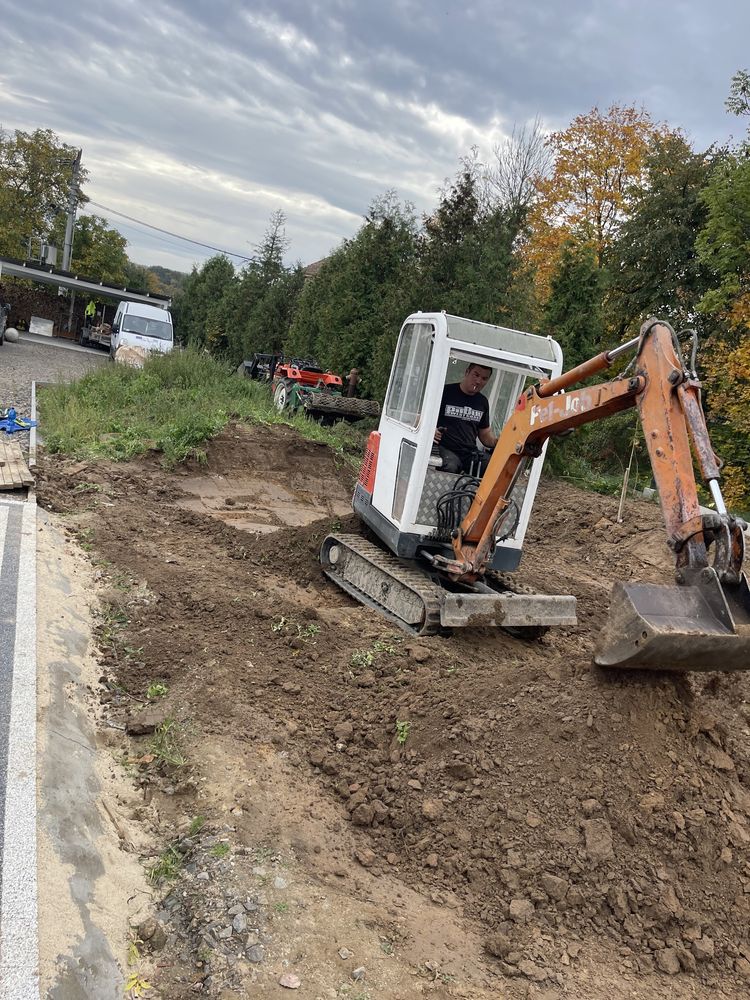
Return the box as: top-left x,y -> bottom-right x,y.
433,362 -> 498,474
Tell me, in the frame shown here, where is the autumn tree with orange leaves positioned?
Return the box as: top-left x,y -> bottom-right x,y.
524,105 -> 670,299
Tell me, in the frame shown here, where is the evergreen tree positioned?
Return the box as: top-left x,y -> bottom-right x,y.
607,133 -> 716,337
543,242 -> 604,367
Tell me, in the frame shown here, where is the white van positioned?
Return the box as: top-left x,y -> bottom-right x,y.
110,301 -> 173,358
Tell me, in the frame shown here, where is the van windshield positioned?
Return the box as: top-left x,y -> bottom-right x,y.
122,316 -> 172,341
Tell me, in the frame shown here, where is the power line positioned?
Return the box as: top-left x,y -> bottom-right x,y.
87,200 -> 255,262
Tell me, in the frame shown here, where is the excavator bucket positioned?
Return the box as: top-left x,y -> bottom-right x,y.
594,570 -> 750,671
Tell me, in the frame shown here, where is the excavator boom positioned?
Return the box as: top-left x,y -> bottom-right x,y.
436,319 -> 750,671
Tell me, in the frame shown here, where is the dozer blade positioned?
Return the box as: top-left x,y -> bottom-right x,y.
594,569 -> 750,671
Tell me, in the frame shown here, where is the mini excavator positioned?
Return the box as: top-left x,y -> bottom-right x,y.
320,313 -> 750,671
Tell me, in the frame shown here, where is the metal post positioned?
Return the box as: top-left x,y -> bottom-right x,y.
61,149 -> 81,272
62,150 -> 81,333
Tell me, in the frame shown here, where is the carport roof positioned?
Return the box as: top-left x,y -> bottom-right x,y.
0,255 -> 171,307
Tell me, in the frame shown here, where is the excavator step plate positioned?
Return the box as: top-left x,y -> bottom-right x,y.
440,592 -> 576,628
594,578 -> 750,671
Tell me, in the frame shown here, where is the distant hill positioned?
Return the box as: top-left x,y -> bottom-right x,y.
147,265 -> 188,298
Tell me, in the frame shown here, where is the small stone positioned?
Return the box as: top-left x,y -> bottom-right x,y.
274,876 -> 288,890
407,779 -> 423,790
351,803 -> 375,826
279,972 -> 301,989
484,933 -> 512,958
518,959 -> 548,981
525,811 -> 542,828
581,818 -> 614,862
541,874 -> 569,901
581,798 -> 601,817
691,936 -> 715,961
334,722 -> 354,741
351,967 -> 366,981
655,948 -> 680,975
639,792 -> 665,812
355,848 -> 376,868
406,644 -> 430,663
246,945 -> 264,963
137,916 -> 167,952
136,917 -> 158,941
232,912 -> 248,934
675,947 -> 696,973
386,853 -> 398,865
196,871 -> 209,882
217,925 -> 233,940
424,853 -> 439,868
422,798 -> 444,821
282,682 -> 301,695
338,948 -> 353,960
509,898 -> 534,923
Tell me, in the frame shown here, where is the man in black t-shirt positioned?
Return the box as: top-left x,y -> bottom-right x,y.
434,363 -> 498,474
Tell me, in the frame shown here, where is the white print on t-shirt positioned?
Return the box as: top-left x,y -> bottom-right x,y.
445,404 -> 484,422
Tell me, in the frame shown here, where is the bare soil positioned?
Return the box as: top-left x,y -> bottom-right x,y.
37,422 -> 750,999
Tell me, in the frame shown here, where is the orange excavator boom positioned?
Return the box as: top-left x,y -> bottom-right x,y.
432,319 -> 750,671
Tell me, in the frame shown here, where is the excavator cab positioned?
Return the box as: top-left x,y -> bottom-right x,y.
321,313 -> 578,634
355,312 -> 561,569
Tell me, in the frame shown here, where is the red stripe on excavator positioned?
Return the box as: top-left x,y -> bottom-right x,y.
358,431 -> 380,494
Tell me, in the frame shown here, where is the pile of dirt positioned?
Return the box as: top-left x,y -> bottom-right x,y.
38,422 -> 750,997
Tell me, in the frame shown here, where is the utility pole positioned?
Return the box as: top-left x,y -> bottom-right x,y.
62,149 -> 82,333
61,149 -> 81,271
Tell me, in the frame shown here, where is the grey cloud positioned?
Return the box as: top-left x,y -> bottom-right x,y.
0,0 -> 747,271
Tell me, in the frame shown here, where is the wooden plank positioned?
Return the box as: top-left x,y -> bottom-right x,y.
0,437 -> 34,490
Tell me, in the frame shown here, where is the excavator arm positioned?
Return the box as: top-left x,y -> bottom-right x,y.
433,319 -> 750,670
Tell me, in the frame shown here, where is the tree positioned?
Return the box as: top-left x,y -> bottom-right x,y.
287,192 -> 420,398
726,69 -> 750,122
607,133 -> 717,337
696,153 -> 750,333
481,118 -> 551,225
171,256 -> 236,347
417,166 -> 532,329
70,214 -> 129,285
123,260 -> 161,294
524,105 -> 668,298
543,242 -> 604,366
695,150 -> 750,509
0,127 -> 87,258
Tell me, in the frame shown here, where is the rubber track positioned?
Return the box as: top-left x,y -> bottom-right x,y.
322,533 -> 443,636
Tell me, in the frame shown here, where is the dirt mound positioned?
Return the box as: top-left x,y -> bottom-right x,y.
38,421 -> 750,996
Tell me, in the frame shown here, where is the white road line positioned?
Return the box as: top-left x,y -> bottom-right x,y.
0,498 -> 40,999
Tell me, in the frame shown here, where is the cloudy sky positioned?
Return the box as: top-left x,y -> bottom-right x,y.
1,0 -> 747,274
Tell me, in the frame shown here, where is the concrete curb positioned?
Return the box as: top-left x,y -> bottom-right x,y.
0,497 -> 40,999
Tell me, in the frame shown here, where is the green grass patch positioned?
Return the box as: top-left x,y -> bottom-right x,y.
149,718 -> 187,768
188,815 -> 206,836
38,348 -> 373,467
147,845 -> 182,885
